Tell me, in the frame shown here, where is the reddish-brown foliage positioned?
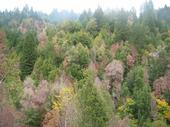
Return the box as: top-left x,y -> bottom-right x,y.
38,32 -> 48,44
21,78 -> 50,109
111,43 -> 123,58
153,69 -> 170,98
0,31 -> 6,79
105,60 -> 124,105
42,109 -> 60,127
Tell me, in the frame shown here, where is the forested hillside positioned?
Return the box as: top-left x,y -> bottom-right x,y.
0,1 -> 170,127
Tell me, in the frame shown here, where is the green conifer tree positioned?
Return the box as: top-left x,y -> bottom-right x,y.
20,31 -> 38,80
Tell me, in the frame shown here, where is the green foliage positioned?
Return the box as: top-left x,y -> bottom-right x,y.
0,6 -> 40,28
95,45 -> 108,63
118,98 -> 135,118
157,5 -> 170,29
148,43 -> 170,87
5,29 -> 22,48
164,90 -> 170,105
122,66 -> 151,125
140,0 -> 158,34
4,51 -> 23,108
77,70 -> 113,127
165,37 -> 170,56
115,43 -> 130,63
114,9 -> 129,41
32,57 -> 58,83
32,42 -> 63,83
132,85 -> 151,125
86,18 -> 98,37
39,42 -> 55,58
150,119 -> 168,127
23,108 -> 44,127
66,44 -> 90,80
79,10 -> 92,27
58,20 -> 82,33
99,28 -> 115,46
148,56 -> 167,86
68,43 -> 90,68
93,7 -> 105,31
123,66 -> 145,95
129,23 -> 151,49
66,63 -> 84,81
20,31 -> 38,80
161,32 -> 170,41
68,31 -> 92,48
92,33 -> 112,64
97,67 -> 105,80
40,42 -> 64,67
46,25 -> 57,41
2,3 -> 170,127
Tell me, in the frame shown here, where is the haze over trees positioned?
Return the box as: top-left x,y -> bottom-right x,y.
0,0 -> 170,127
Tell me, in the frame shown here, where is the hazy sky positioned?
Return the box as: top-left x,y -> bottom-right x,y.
0,0 -> 170,14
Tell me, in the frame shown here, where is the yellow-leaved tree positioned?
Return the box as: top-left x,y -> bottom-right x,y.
156,99 -> 170,120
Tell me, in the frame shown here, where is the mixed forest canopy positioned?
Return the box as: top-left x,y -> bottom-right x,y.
0,0 -> 170,127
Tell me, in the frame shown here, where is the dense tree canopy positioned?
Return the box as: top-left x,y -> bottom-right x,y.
1,1 -> 170,127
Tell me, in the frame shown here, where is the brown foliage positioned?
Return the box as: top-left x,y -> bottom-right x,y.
105,60 -> 124,82
42,88 -> 79,127
108,116 -> 129,127
0,86 -> 26,127
127,45 -> 137,68
19,18 -> 45,34
42,109 -> 60,127
59,98 -> 80,127
105,60 -> 124,106
38,32 -> 48,44
0,31 -> 6,79
52,73 -> 73,93
153,69 -> 170,98
0,107 -> 15,127
127,54 -> 135,67
111,43 -> 123,58
21,78 -> 50,109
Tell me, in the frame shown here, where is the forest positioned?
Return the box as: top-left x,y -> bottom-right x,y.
0,0 -> 170,127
